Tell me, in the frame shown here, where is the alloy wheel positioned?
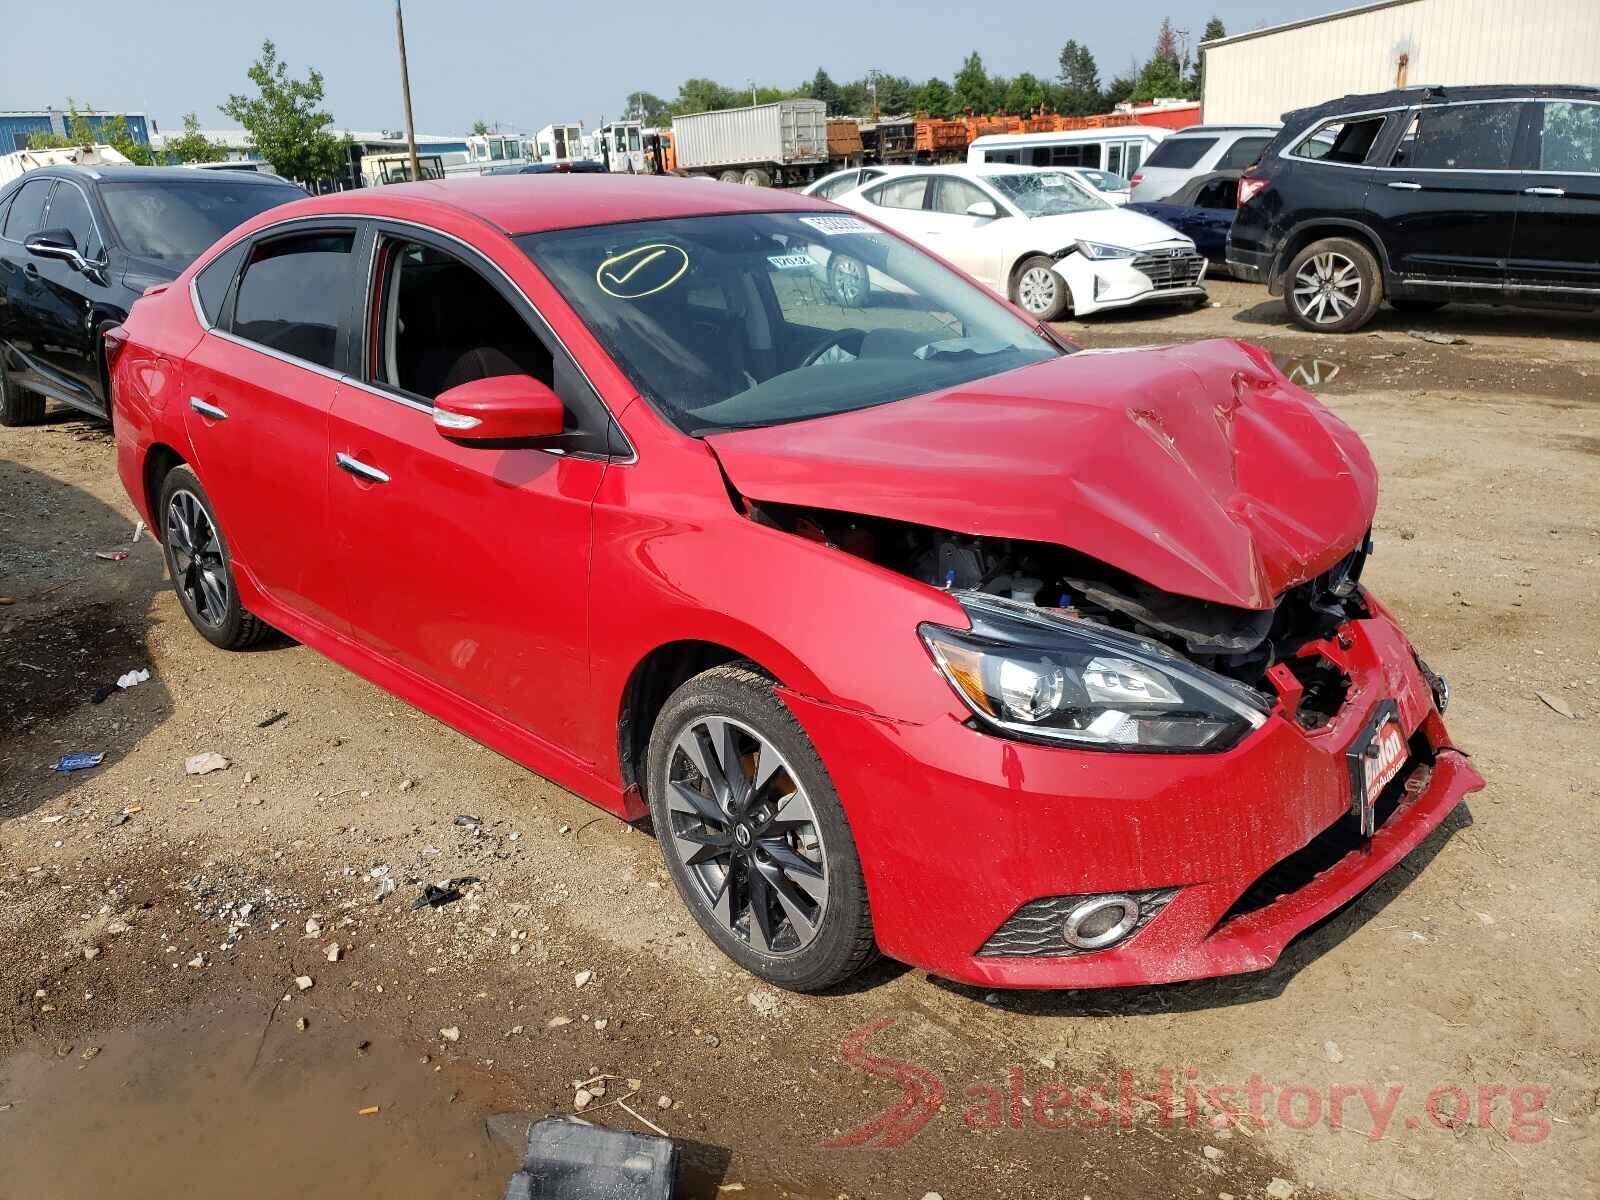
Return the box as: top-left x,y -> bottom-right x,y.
1017,266 -> 1060,316
1292,252 -> 1362,325
831,255 -> 866,305
664,716 -> 829,955
166,490 -> 229,628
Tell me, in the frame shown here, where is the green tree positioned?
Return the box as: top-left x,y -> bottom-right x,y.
872,74 -> 915,115
471,119 -> 490,136
671,77 -> 740,115
806,67 -> 841,112
914,77 -> 956,119
951,52 -> 992,114
29,103 -> 155,163
1002,72 -> 1049,116
1104,69 -> 1138,108
163,112 -> 227,163
1131,16 -> 1195,102
221,39 -> 348,184
1190,17 -> 1226,95
835,80 -> 870,116
626,91 -> 672,125
1057,39 -> 1103,115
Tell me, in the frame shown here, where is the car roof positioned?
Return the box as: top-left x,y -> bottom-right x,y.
251,174 -> 838,236
1165,124 -> 1279,136
8,164 -> 302,187
1282,83 -> 1600,124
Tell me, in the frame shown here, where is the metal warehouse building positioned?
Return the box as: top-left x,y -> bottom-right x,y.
1200,0 -> 1600,124
0,109 -> 152,155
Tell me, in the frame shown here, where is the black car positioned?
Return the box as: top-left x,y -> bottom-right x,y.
1125,170 -> 1242,273
1228,85 -> 1600,333
485,161 -> 609,175
0,166 -> 305,426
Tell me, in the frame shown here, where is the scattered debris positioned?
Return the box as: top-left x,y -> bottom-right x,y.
745,990 -> 779,1016
1536,691 -> 1579,719
504,1117 -> 677,1200
454,814 -> 482,828
131,519 -> 146,543
1322,1040 -> 1344,1064
297,1017 -> 308,1031
657,1095 -> 672,1110
399,777 -> 416,792
256,710 -> 288,729
440,1026 -> 461,1043
94,550 -> 131,561
51,752 -> 105,773
305,919 -> 322,937
574,970 -> 592,988
188,955 -> 206,969
184,751 -> 230,776
83,946 -> 102,961
1266,1180 -> 1297,1200
80,1046 -> 100,1061
295,976 -> 314,991
91,685 -> 115,704
412,877 -> 479,910
1406,329 -> 1465,346
358,1106 -> 381,1117
547,1016 -> 573,1028
324,942 -> 342,963
574,1088 -> 595,1111
108,812 -> 131,828
116,668 -> 150,689
1202,1145 -> 1223,1161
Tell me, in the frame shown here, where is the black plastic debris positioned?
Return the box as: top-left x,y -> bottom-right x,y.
411,876 -> 481,909
454,814 -> 483,828
503,1117 -> 677,1200
257,710 -> 288,729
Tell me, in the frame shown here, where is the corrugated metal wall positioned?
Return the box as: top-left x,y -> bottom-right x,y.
1202,0 -> 1600,123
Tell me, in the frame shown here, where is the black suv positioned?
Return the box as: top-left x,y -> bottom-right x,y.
1229,85 -> 1600,332
0,166 -> 305,426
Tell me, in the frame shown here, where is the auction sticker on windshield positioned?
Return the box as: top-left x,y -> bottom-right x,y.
799,215 -> 873,236
767,253 -> 817,270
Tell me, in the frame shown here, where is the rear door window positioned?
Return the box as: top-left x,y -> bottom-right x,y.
1390,102 -> 1527,170
194,241 -> 249,326
1291,116 -> 1388,164
1143,137 -> 1217,169
867,176 -> 930,211
1536,101 -> 1600,173
1216,136 -> 1271,170
229,230 -> 356,371
3,178 -> 53,240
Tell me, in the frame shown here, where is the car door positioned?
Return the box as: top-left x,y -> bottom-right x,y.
0,178 -> 58,387
923,177 -> 1007,286
1368,100 -> 1531,285
853,175 -> 931,240
181,222 -> 354,631
1509,99 -> 1600,293
29,178 -> 114,411
327,224 -> 612,754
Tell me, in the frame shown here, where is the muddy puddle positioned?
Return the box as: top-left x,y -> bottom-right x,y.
0,1001 -> 802,1199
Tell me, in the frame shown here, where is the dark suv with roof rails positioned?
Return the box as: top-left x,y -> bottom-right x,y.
1228,84 -> 1600,333
0,165 -> 304,427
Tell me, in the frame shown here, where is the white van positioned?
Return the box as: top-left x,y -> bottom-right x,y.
966,126 -> 1168,182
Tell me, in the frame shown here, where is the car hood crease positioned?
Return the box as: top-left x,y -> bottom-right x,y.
704,339 -> 1377,611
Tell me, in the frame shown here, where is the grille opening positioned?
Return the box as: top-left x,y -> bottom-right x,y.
1216,731 -> 1435,926
1284,653 -> 1351,729
1132,251 -> 1206,290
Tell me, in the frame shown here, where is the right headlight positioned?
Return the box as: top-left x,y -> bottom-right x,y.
1074,240 -> 1136,260
920,594 -> 1271,752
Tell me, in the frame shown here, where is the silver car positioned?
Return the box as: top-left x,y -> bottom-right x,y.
1130,125 -> 1278,202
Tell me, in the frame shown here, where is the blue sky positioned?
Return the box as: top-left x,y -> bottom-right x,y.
5,0 -> 1340,135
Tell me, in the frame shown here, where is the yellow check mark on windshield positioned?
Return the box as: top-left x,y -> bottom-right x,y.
604,248 -> 668,286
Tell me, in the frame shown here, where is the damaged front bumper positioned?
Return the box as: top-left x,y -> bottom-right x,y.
1056,244 -> 1208,316
781,598 -> 1483,989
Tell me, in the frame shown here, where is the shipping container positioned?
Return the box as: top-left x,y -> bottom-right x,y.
671,101 -> 829,186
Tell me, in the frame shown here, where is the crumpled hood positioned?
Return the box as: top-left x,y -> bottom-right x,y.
1023,205 -> 1194,250
705,339 -> 1377,611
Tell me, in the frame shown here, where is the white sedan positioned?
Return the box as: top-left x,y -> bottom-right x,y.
828,164 -> 1204,321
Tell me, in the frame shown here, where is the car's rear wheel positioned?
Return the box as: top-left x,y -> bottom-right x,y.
1285,238 -> 1381,333
826,252 -> 869,308
1010,255 -> 1070,322
0,350 -> 45,427
646,663 -> 876,992
157,465 -> 271,650
1390,298 -> 1448,314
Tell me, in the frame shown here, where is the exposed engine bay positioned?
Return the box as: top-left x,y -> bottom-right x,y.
746,499 -> 1372,727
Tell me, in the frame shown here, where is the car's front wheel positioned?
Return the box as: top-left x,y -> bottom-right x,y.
646,663 -> 876,992
0,350 -> 45,427
1010,255 -> 1070,322
826,252 -> 869,308
158,465 -> 271,650
1285,237 -> 1382,333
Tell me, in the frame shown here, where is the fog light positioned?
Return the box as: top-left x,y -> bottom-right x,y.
1062,894 -> 1141,950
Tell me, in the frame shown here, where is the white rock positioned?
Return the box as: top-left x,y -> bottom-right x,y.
184,751 -> 230,776
1266,1180 -> 1297,1200
324,942 -> 342,962
1202,1145 -> 1223,1161
83,946 -> 102,961
304,919 -> 321,937
574,970 -> 592,988
745,990 -> 779,1016
294,975 -> 314,991
440,1026 -> 461,1042
594,1018 -> 608,1030
548,1016 -> 573,1028
187,954 -> 206,969
657,1094 -> 672,1110
1322,1040 -> 1344,1064
574,1088 -> 595,1111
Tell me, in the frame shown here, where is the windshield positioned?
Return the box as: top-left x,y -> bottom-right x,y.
982,171 -> 1108,217
519,212 -> 1061,434
101,179 -> 305,263
1075,169 -> 1128,191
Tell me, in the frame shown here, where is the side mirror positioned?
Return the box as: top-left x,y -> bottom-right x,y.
965,200 -> 1000,220
25,229 -> 88,272
433,374 -> 566,447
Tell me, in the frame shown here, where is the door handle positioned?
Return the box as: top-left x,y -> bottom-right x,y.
335,452 -> 390,484
1523,186 -> 1566,196
1387,181 -> 1422,190
189,397 -> 228,420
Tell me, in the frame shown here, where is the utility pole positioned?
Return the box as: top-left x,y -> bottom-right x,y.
395,0 -> 422,182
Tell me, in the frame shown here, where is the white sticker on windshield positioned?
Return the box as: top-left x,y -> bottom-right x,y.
767,253 -> 817,270
1039,175 -> 1067,187
799,215 -> 872,236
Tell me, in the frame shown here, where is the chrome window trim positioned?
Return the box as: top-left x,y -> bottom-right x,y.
1277,97 -> 1600,176
208,326 -> 345,381
40,177 -> 111,266
0,175 -> 57,245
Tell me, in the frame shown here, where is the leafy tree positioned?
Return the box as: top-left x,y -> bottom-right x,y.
1002,72 -> 1049,116
29,102 -> 155,163
1057,40 -> 1103,115
1154,17 -> 1182,71
1190,17 -> 1226,95
221,39 -> 348,184
1130,54 -> 1190,103
671,77 -> 740,114
471,119 -> 490,136
1104,70 -> 1138,108
872,74 -> 915,115
629,92 -> 673,124
836,80 -> 870,116
914,77 -> 957,119
951,52 -> 993,114
806,68 -> 841,112
163,113 -> 227,163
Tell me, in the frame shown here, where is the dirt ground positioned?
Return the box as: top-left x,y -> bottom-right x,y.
1,281 -> 1595,1200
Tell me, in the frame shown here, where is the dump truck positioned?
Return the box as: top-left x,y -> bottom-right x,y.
670,100 -> 828,186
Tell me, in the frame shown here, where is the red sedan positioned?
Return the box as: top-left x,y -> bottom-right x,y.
108,176 -> 1482,992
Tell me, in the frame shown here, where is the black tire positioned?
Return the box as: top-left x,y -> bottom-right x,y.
1390,298 -> 1448,314
826,252 -> 870,308
0,350 -> 45,427
157,465 -> 271,650
1284,237 -> 1382,333
740,168 -> 771,188
646,663 -> 877,992
1009,254 -> 1071,322
717,169 -> 743,185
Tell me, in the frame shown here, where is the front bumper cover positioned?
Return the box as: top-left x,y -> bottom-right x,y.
782,602 -> 1482,989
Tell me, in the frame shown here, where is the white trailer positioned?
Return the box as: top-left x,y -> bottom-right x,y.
671,100 -> 829,186
534,123 -> 587,166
